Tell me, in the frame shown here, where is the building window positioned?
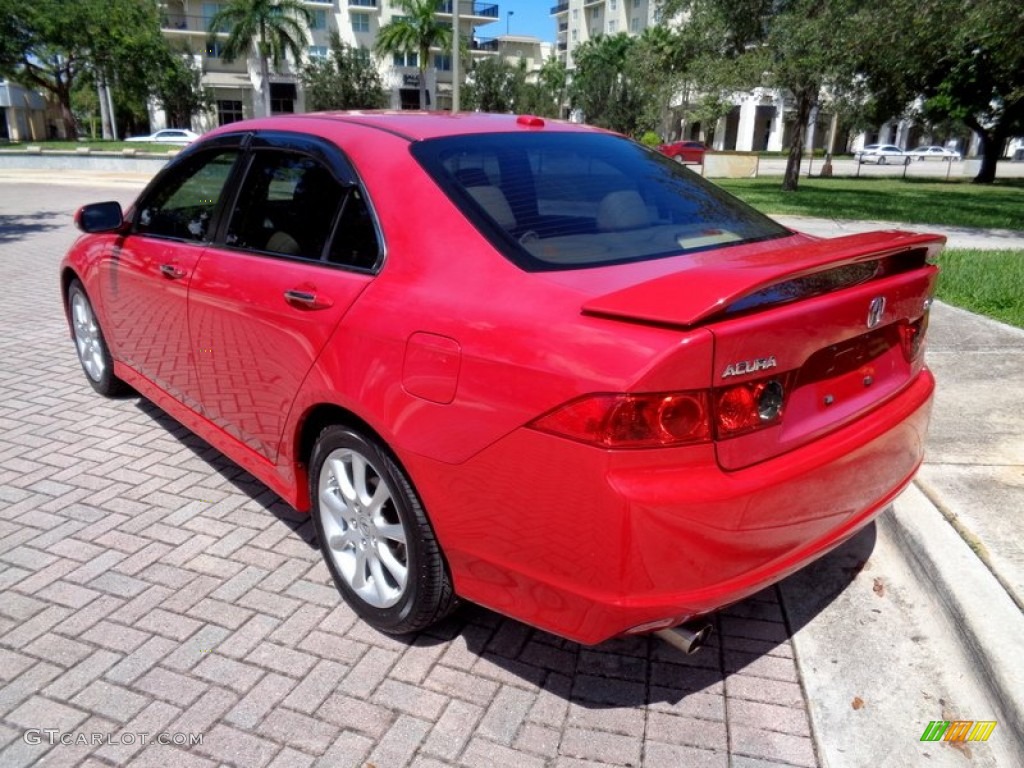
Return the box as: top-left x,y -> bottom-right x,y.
351,12 -> 370,33
630,16 -> 640,32
353,47 -> 371,65
610,0 -> 617,9
608,20 -> 617,32
434,54 -> 451,71
205,41 -> 225,58
311,10 -> 327,30
393,51 -> 418,67
349,0 -> 377,6
217,100 -> 244,126
270,83 -> 296,114
572,9 -> 578,20
571,29 -> 578,41
309,46 -> 328,59
633,0 -> 641,7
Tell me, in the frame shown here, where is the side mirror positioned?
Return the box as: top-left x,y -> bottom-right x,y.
74,201 -> 124,233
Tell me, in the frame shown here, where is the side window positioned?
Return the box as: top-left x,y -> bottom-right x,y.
135,150 -> 238,241
226,150 -> 344,259
327,188 -> 381,270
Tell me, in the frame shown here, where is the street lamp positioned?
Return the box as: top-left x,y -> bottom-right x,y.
507,10 -> 513,35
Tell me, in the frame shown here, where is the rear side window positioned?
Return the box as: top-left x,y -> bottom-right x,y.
411,132 -> 789,271
227,150 -> 345,259
225,149 -> 381,270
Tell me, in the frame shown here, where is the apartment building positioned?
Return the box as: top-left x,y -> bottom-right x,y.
156,0 -> 501,129
552,0 -> 657,69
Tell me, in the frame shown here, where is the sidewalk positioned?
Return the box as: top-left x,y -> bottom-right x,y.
774,214 -> 1024,250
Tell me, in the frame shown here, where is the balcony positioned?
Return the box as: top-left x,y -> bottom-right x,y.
161,13 -> 227,35
472,37 -> 500,52
551,3 -> 569,14
436,1 -> 499,21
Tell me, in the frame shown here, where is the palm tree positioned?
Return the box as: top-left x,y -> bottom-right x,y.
207,0 -> 313,117
375,0 -> 452,110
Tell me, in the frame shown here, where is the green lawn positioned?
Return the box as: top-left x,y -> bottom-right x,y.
717,177 -> 1024,231
934,249 -> 1024,328
2,139 -> 181,153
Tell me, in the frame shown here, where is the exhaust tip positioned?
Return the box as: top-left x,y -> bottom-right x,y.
654,623 -> 713,655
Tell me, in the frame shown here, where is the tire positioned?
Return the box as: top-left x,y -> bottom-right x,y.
878,156 -> 887,165
67,280 -> 128,396
310,425 -> 456,634
674,155 -> 684,164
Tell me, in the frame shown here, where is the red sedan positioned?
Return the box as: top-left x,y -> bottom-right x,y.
658,139 -> 708,164
62,113 -> 940,646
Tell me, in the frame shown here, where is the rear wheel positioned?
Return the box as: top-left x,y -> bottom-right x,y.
674,155 -> 684,164
310,426 -> 456,634
878,156 -> 887,165
67,280 -> 127,396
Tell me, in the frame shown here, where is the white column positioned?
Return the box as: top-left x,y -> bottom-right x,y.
767,96 -> 784,152
735,98 -> 757,152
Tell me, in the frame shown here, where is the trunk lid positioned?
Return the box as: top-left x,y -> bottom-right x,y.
582,231 -> 943,469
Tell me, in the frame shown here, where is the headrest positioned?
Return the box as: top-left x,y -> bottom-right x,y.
597,190 -> 649,231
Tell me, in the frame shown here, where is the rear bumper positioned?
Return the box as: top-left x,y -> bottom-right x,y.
413,369 -> 934,645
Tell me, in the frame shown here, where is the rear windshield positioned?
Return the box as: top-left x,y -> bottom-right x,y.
411,132 -> 790,271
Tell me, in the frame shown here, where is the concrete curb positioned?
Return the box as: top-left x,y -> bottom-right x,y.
885,483 -> 1024,745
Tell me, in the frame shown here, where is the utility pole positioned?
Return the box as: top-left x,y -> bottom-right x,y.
452,0 -> 460,112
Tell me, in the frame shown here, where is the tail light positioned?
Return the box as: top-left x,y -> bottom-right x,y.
713,374 -> 792,439
530,391 -> 711,448
531,375 -> 792,449
901,312 -> 929,363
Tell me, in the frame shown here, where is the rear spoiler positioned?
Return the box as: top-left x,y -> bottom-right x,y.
581,231 -> 945,328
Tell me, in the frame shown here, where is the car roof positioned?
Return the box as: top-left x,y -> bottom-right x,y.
204,112 -> 601,143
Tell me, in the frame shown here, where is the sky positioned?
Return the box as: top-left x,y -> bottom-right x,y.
478,1 -> 555,42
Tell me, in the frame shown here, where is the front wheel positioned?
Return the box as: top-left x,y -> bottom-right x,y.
310,426 -> 456,634
878,156 -> 887,165
67,280 -> 128,396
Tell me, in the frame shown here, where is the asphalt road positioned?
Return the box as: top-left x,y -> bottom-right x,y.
0,179 -> 1014,767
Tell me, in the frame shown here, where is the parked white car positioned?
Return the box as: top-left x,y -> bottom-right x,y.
906,145 -> 962,161
125,129 -> 199,145
855,144 -> 911,165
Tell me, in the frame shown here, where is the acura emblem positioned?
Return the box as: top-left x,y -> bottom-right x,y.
867,296 -> 886,329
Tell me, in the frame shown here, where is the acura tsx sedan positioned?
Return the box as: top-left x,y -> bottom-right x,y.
62,113 -> 940,645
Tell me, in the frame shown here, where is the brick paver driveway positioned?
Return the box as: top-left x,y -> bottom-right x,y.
0,181 -> 819,768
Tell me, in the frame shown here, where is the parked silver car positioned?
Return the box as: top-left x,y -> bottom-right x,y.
855,144 -> 911,165
906,145 -> 962,161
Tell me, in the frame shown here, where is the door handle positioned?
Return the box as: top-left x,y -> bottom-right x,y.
159,264 -> 186,279
284,289 -> 333,310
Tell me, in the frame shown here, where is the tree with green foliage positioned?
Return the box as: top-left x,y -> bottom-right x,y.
464,57 -> 526,113
300,33 -> 387,111
570,34 -> 654,136
155,52 -> 215,129
536,56 -> 568,118
855,0 -> 1024,184
659,0 -> 860,191
207,0 -> 313,118
0,0 -> 167,139
375,0 -> 452,110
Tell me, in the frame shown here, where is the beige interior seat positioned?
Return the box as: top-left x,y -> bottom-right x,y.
265,230 -> 301,255
467,185 -> 516,231
597,190 -> 650,231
